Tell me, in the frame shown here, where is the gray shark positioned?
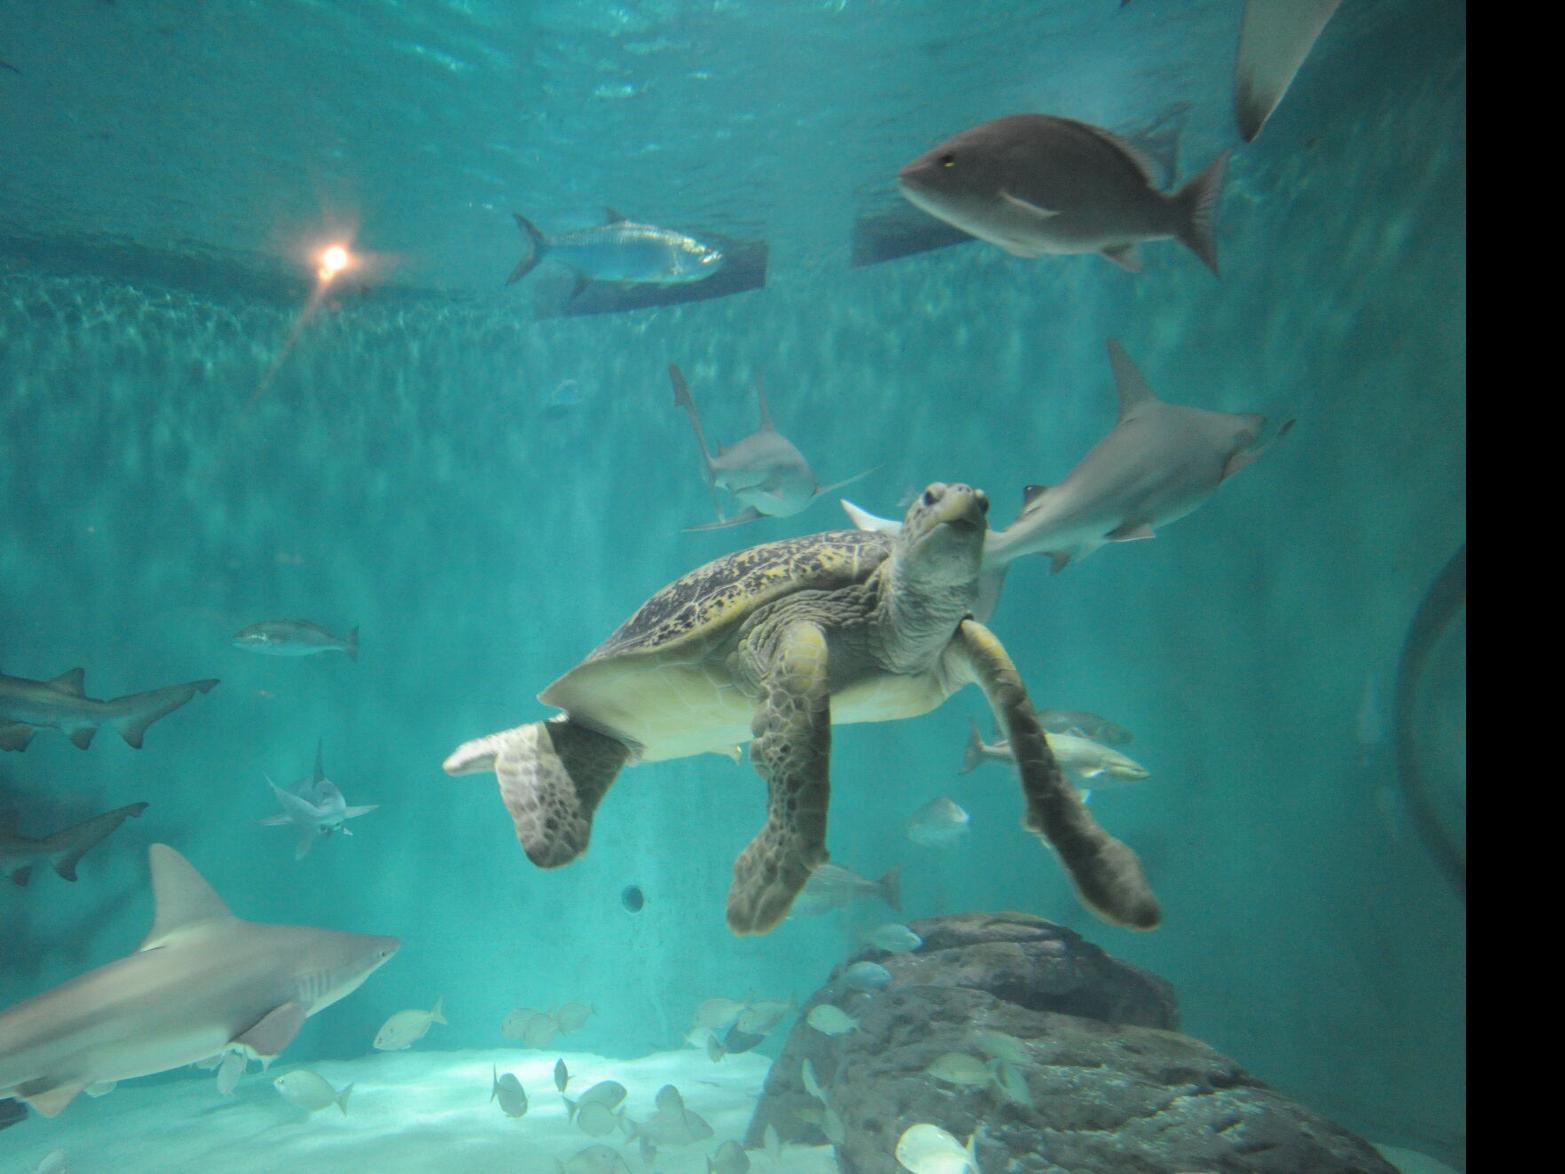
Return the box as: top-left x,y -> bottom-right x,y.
1233,0 -> 1343,142
670,363 -> 875,530
259,741 -> 378,860
0,844 -> 398,1116
842,339 -> 1291,615
0,669 -> 219,752
0,801 -> 149,886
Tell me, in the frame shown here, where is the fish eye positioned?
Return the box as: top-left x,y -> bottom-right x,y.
939,153 -> 956,169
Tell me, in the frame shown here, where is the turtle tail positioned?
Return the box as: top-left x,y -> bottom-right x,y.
444,718 -> 629,867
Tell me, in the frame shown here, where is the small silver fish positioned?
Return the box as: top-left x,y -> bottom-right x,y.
1038,709 -> 1135,745
925,1052 -> 991,1087
576,1100 -> 621,1137
558,1144 -> 631,1174
864,923 -> 923,953
805,1004 -> 859,1036
842,961 -> 892,990
905,796 -> 970,848
508,210 -> 723,286
791,863 -> 901,917
492,1066 -> 528,1118
273,1069 -> 353,1114
215,1051 -> 245,1096
735,998 -> 795,1036
552,1001 -> 596,1033
233,620 -> 358,660
899,113 -> 1229,274
373,996 -> 445,1051
554,1057 -> 569,1093
565,1080 -> 628,1121
896,1123 -> 979,1174
708,1138 -> 751,1174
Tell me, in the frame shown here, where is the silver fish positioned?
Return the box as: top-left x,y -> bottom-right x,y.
708,1138 -> 750,1174
508,210 -> 722,286
898,113 -> 1228,274
671,363 -> 875,530
215,1051 -> 245,1096
1038,709 -> 1134,745
963,721 -> 1148,786
233,620 -> 358,660
558,1144 -> 631,1174
905,796 -> 970,848
373,996 -> 445,1051
842,961 -> 892,990
1,802 -> 148,887
273,1068 -> 353,1114
491,1066 -> 528,1118
0,668 -> 217,752
790,863 -> 901,917
554,1057 -> 569,1092
896,1123 -> 979,1174
0,845 -> 397,1117
864,923 -> 922,954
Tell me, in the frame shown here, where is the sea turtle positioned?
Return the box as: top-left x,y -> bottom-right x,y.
444,482 -> 1159,935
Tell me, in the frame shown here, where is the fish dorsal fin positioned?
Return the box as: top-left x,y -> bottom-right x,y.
1022,484 -> 1050,505
1105,339 -> 1158,422
754,374 -> 775,431
312,739 -> 326,785
48,668 -> 87,696
140,844 -> 234,950
1079,121 -> 1162,187
604,207 -> 627,224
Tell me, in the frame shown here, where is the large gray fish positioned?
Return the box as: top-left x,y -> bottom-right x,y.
898,113 -> 1229,274
670,364 -> 875,530
1233,0 -> 1343,142
788,862 -> 900,917
0,844 -> 398,1117
233,619 -> 358,660
0,669 -> 218,752
258,741 -> 377,860
508,210 -> 723,286
0,801 -> 148,886
842,339 -> 1291,613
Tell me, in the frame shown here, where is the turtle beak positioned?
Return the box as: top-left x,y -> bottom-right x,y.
926,484 -> 988,533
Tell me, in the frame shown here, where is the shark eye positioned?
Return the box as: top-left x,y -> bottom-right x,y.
939,153 -> 956,169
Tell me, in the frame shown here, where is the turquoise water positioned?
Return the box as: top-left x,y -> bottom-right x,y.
1,1 -> 1464,1170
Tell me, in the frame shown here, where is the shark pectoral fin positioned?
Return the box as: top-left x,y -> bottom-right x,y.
999,190 -> 1060,221
258,814 -> 291,826
1047,551 -> 1072,575
294,828 -> 316,860
840,499 -> 902,534
235,1001 -> 310,1059
0,722 -> 37,751
1222,417 -> 1295,480
343,804 -> 379,818
1099,244 -> 1143,272
1107,521 -> 1156,542
20,1078 -> 91,1117
812,466 -> 882,498
712,745 -> 744,764
684,507 -> 764,532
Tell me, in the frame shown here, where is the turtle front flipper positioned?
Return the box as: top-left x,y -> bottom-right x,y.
950,619 -> 1162,930
444,718 -> 628,868
728,621 -> 832,935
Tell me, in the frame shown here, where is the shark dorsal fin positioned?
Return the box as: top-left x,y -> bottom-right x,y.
1105,339 -> 1159,422
48,668 -> 87,696
1021,484 -> 1050,505
140,844 -> 234,950
313,739 -> 326,785
754,374 -> 775,431
604,207 -> 627,224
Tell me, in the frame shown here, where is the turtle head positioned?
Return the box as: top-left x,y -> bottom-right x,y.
895,482 -> 989,588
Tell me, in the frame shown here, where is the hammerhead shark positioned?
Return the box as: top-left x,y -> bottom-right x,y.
0,844 -> 398,1117
670,363 -> 875,530
1,801 -> 149,886
843,339 -> 1291,617
259,741 -> 378,860
0,669 -> 218,752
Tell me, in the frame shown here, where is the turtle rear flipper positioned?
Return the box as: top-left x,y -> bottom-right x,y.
727,621 -> 832,935
445,719 -> 628,867
950,618 -> 1160,930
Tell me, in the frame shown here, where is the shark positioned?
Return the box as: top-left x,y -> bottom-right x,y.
842,339 -> 1292,617
1,801 -> 149,886
670,363 -> 875,530
259,741 -> 378,860
1233,0 -> 1343,142
0,669 -> 219,752
0,843 -> 399,1117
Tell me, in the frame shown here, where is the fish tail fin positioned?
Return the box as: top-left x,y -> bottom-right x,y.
1172,151 -> 1228,275
960,718 -> 985,774
430,995 -> 447,1025
110,679 -> 219,749
345,626 -> 359,662
491,1066 -> 499,1101
338,1082 -> 354,1115
877,865 -> 902,912
507,213 -> 548,284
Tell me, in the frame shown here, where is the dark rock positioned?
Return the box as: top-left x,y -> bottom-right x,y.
747,912 -> 1395,1174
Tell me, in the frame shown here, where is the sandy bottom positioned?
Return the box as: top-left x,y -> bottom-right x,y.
5,1048 -> 839,1173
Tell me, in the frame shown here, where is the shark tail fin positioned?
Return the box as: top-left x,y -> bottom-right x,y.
294,826 -> 316,860
345,627 -> 359,662
960,718 -> 985,774
10,865 -> 32,886
49,801 -> 150,881
111,679 -> 219,749
337,1082 -> 355,1116
876,866 -> 902,912
669,363 -> 725,521
430,995 -> 447,1025
507,214 -> 548,284
1171,151 -> 1229,276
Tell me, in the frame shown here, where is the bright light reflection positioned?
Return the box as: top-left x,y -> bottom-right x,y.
317,244 -> 351,282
